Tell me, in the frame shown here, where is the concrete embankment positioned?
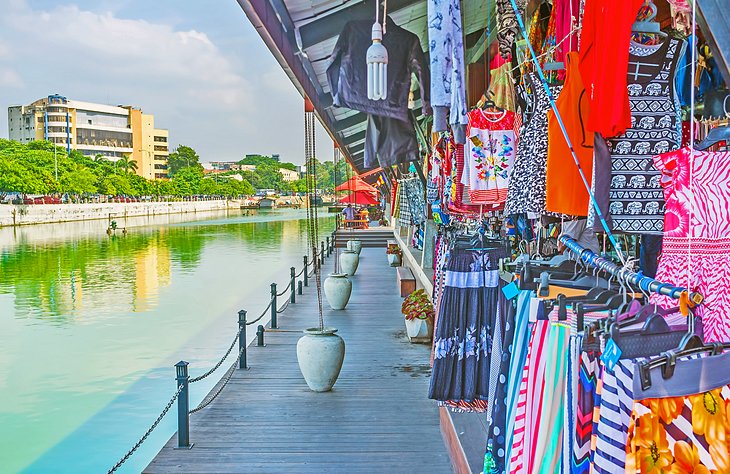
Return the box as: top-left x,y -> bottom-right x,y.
0,200 -> 240,227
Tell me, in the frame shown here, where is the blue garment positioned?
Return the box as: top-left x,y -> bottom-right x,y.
427,0 -> 468,143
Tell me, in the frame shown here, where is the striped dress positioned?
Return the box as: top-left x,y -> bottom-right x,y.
651,147 -> 730,342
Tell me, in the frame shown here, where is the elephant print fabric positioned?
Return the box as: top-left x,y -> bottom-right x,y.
605,37 -> 685,234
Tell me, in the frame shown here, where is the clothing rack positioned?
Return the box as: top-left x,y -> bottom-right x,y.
558,235 -> 703,304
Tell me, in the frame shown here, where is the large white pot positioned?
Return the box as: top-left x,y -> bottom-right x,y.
324,273 -> 352,310
296,327 -> 346,392
347,239 -> 362,255
340,250 -> 360,276
387,253 -> 401,266
405,317 -> 433,342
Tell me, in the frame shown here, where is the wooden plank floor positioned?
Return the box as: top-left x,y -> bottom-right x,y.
145,248 -> 452,473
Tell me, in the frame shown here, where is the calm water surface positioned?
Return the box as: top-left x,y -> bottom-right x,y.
0,209 -> 334,473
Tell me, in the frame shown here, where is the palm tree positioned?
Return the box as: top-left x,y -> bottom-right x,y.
117,155 -> 138,174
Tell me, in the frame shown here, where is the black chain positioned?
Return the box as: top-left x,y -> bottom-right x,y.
108,384 -> 184,473
189,343 -> 245,414
189,332 -> 240,384
277,298 -> 291,313
246,298 -> 273,326
275,282 -> 291,298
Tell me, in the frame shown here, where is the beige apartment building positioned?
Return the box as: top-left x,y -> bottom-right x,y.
8,94 -> 169,180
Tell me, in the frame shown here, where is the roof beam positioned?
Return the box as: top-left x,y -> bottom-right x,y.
344,130 -> 366,145
298,0 -> 424,50
335,112 -> 367,131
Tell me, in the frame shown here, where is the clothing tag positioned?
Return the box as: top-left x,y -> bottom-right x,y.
529,296 -> 541,323
601,339 -> 622,371
502,281 -> 519,299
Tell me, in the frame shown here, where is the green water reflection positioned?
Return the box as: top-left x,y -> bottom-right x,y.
0,209 -> 334,472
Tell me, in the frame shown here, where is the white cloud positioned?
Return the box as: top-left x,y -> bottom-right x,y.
0,0 -> 333,163
0,68 -> 23,87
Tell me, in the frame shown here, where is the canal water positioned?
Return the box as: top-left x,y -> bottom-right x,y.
0,209 -> 335,473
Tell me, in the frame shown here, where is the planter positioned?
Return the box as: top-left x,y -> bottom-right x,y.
340,250 -> 360,276
404,317 -> 433,343
387,253 -> 401,266
324,273 -> 352,310
296,327 -> 346,392
346,239 -> 362,255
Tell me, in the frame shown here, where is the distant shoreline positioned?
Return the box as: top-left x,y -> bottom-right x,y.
0,199 -> 242,227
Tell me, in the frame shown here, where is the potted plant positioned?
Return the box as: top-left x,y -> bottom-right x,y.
386,243 -> 402,266
401,289 -> 434,343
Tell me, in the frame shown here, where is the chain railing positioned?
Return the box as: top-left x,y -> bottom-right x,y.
107,230 -> 338,472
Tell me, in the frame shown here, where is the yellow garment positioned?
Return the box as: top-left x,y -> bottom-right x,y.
488,63 -> 517,112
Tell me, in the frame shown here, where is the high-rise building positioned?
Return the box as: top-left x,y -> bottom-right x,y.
7,94 -> 169,180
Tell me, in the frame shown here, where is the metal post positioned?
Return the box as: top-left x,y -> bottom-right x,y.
238,310 -> 247,369
290,267 -> 296,304
326,237 -> 331,257
321,241 -> 326,263
303,256 -> 309,287
175,361 -> 190,448
257,325 -> 265,346
270,283 -> 278,329
298,280 -> 303,295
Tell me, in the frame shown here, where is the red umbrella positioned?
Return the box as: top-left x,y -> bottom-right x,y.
335,176 -> 377,193
338,190 -> 378,205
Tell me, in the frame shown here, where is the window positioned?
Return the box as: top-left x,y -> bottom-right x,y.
154,155 -> 167,160
76,128 -> 132,148
154,136 -> 167,142
154,164 -> 168,170
154,145 -> 167,151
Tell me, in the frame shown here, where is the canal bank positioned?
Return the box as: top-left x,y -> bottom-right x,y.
0,209 -> 334,473
0,199 -> 240,227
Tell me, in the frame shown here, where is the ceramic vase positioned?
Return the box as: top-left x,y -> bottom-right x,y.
387,253 -> 401,266
347,239 -> 362,255
324,273 -> 352,310
296,327 -> 346,392
340,250 -> 360,276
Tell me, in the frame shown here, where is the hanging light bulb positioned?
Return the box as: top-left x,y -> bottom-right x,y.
366,0 -> 388,100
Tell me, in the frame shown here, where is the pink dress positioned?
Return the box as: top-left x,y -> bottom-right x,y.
651,146 -> 730,342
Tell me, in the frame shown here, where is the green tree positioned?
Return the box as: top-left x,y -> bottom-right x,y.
117,155 -> 138,174
60,168 -> 97,194
168,145 -> 201,176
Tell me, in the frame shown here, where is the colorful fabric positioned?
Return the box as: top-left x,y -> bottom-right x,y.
428,0 -> 468,139
573,350 -> 598,473
509,319 -> 551,473
505,73 -> 563,216
605,38 -> 684,234
429,248 -> 510,403
534,322 -> 571,474
651,146 -> 730,342
463,109 -> 519,205
503,291 -> 533,470
593,359 -> 636,473
626,352 -> 730,473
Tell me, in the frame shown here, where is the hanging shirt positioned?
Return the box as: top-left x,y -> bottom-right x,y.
462,109 -> 519,205
545,52 -> 594,216
579,0 -> 644,138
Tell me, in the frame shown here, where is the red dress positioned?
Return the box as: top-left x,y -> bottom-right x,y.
579,0 -> 644,138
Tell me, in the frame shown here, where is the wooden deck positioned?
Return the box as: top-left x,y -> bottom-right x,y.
145,247 -> 452,473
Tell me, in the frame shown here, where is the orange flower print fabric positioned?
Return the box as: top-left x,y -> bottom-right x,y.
626,385 -> 730,473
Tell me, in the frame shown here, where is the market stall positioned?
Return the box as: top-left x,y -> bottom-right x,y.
239,0 -> 730,471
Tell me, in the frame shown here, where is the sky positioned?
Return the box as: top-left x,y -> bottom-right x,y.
0,0 -> 334,165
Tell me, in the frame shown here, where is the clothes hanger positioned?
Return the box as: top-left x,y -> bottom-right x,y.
695,125 -> 730,150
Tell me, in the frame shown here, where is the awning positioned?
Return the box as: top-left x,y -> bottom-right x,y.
335,176 -> 377,193
338,190 -> 379,206
236,0 -> 494,174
